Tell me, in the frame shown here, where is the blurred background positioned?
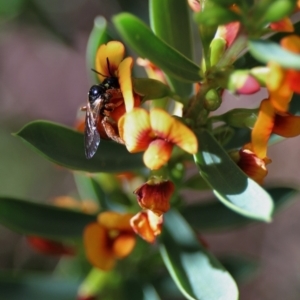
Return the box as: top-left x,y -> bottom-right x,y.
1,1 -> 300,299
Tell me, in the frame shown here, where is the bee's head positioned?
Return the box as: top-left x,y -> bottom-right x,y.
102,77 -> 120,89
88,85 -> 106,103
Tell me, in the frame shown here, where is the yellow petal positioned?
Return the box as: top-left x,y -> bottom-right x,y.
118,57 -> 134,112
95,41 -> 125,82
83,222 -> 115,271
150,109 -> 198,154
118,108 -> 154,152
130,210 -> 163,244
143,140 -> 173,170
98,211 -> 134,231
251,99 -> 276,158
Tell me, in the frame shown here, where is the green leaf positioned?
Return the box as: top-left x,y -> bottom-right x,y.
74,172 -> 108,210
194,129 -> 274,221
0,197 -> 96,239
159,210 -> 239,300
248,39 -> 300,70
149,0 -> 194,99
133,78 -> 174,101
113,13 -> 201,83
182,187 -> 297,231
15,121 -> 144,173
86,16 -> 112,84
0,273 -> 79,300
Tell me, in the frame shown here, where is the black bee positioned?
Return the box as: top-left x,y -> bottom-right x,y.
82,60 -> 123,159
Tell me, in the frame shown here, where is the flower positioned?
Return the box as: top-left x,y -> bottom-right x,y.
133,178 -> 175,216
84,211 -> 136,271
230,147 -> 271,185
130,210 -> 163,243
95,41 -> 139,112
27,236 -> 75,256
266,35 -> 300,112
118,108 -> 198,170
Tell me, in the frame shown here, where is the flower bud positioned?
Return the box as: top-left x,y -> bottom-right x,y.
133,178 -> 175,216
228,70 -> 260,95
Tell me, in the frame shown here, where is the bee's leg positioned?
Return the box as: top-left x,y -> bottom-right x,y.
101,116 -> 124,144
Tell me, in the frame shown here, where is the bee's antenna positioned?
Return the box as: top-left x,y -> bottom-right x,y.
106,58 -> 114,77
91,68 -> 107,77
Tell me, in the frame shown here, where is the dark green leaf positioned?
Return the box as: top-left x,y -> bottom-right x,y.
74,172 -> 108,210
248,39 -> 300,69
113,13 -> 201,83
0,197 -> 96,239
182,187 -> 298,231
194,129 -> 274,221
0,273 -> 79,300
15,121 -> 144,173
86,16 -> 112,84
159,210 -> 238,300
133,78 -> 174,101
149,0 -> 194,99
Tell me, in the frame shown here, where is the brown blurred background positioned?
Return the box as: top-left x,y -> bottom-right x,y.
1,1 -> 300,299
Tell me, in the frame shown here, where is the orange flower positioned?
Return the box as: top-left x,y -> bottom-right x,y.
130,210 -> 163,243
84,212 -> 136,271
134,178 -> 175,216
118,108 -> 198,170
231,147 -> 271,185
267,35 -> 300,112
269,17 -> 294,32
95,41 -> 137,112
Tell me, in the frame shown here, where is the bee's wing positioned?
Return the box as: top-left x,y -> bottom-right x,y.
84,101 -> 101,159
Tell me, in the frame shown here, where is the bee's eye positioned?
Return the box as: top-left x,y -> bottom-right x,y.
102,77 -> 120,89
88,85 -> 106,102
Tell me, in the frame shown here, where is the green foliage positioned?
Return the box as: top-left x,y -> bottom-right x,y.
15,121 -> 144,173
5,0 -> 300,299
0,197 -> 96,240
194,129 -> 274,221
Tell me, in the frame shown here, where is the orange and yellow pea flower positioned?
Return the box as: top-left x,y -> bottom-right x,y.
95,41 -> 138,113
118,108 -> 198,170
84,211 -> 136,271
267,35 -> 300,112
130,210 -> 163,244
133,178 -> 175,216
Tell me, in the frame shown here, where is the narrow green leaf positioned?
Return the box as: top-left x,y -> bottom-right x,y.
248,39 -> 300,70
182,186 -> 297,231
159,210 -> 239,300
0,273 -> 79,300
150,0 -> 194,98
86,16 -> 112,84
133,78 -> 174,101
0,197 -> 96,239
15,121 -> 144,173
113,13 -> 201,83
74,172 -> 108,210
194,129 -> 274,221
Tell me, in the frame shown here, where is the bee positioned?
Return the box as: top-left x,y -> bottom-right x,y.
82,59 -> 124,159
